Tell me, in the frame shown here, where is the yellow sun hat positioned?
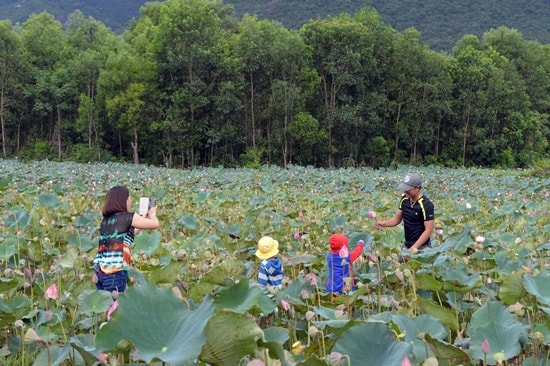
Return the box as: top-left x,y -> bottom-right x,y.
255,236 -> 279,260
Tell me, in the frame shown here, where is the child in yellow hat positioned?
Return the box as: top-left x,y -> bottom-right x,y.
255,236 -> 284,296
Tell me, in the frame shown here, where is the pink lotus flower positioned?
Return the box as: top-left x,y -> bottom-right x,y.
368,210 -> 377,219
294,232 -> 301,239
280,299 -> 290,311
466,202 -> 472,209
99,353 -> 108,363
368,254 -> 377,263
436,227 -> 443,235
14,320 -> 24,328
327,352 -> 346,366
45,283 -> 58,300
401,356 -> 412,366
482,338 -> 490,354
305,273 -> 318,286
475,236 -> 485,243
487,277 -> 493,284
247,360 -> 265,366
107,300 -> 119,321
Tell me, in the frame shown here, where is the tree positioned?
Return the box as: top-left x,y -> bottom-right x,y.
20,13 -> 69,159
0,21 -> 23,157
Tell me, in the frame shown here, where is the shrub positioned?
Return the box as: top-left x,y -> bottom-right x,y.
529,159 -> 550,178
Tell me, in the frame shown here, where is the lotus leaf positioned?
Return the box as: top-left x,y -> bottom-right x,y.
391,314 -> 447,361
77,290 -> 113,316
469,320 -> 524,365
200,309 -> 264,365
33,343 -> 84,366
96,284 -> 215,364
423,333 -> 472,366
133,230 -> 162,257
332,321 -> 411,366
214,277 -> 276,314
523,271 -> 550,306
38,193 -> 59,208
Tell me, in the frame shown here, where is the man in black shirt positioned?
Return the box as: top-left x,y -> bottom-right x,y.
375,173 -> 435,258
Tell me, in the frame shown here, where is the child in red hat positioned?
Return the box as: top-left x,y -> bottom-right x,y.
326,233 -> 365,295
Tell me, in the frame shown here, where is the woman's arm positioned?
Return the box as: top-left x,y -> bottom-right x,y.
132,206 -> 159,230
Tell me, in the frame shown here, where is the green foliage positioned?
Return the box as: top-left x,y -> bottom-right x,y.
240,146 -> 264,168
1,0 -> 550,169
529,159 -> 550,178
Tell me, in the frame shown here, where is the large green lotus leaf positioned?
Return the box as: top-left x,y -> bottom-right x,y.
440,269 -> 478,293
179,214 -> 200,230
0,236 -> 18,261
96,284 -> 215,364
69,334 -> 102,365
493,250 -> 522,275
258,326 -> 289,362
532,324 -> 550,346
58,246 -> 79,268
0,278 -> 19,295
328,215 -> 348,232
498,271 -> 527,305
146,260 -> 186,285
469,301 -> 515,330
332,322 -> 411,366
214,277 -> 271,314
1,296 -> 34,328
469,320 -> 524,365
38,193 -> 59,208
523,272 -> 550,306
189,258 -> 246,301
0,177 -> 10,191
134,230 -> 162,257
33,343 -> 84,366
417,297 -> 457,331
391,314 -> 447,361
67,233 -> 94,252
415,272 -> 443,291
77,290 -> 113,316
199,309 -> 263,365
423,334 -> 472,366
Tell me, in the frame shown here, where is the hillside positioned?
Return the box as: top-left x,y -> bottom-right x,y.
227,0 -> 550,51
0,0 -> 142,33
1,0 -> 550,50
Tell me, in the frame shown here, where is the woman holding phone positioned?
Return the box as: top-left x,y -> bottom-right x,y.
93,185 -> 159,294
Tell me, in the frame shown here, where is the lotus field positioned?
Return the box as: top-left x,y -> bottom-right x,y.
1,160 -> 549,366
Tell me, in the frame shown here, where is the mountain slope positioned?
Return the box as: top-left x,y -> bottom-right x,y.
1,0 -> 549,50
227,0 -> 550,51
0,0 -> 142,32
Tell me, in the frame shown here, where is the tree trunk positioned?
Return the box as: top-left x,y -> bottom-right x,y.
132,125 -> 139,164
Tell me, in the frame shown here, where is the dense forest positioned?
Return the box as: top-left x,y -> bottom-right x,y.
0,0 -> 549,169
2,0 -> 550,51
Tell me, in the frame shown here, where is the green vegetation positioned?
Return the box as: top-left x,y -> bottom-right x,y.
1,160 -> 549,364
0,0 -> 549,170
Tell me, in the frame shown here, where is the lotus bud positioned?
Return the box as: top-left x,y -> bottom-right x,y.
45,283 -> 58,300
481,338 -> 490,354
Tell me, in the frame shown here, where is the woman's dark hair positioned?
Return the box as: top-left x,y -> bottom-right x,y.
102,185 -> 130,217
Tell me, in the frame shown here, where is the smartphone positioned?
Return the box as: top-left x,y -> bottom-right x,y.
139,197 -> 149,216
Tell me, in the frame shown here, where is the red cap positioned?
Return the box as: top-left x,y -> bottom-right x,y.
329,234 -> 348,253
